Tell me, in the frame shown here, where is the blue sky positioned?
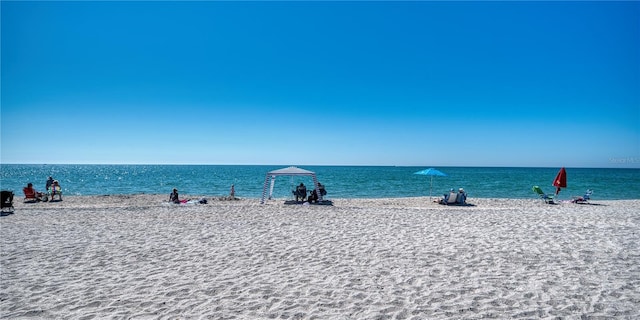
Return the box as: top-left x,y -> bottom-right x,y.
2,1 -> 639,168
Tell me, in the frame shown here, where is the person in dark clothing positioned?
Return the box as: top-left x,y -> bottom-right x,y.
169,188 -> 180,204
308,182 -> 327,203
295,183 -> 307,202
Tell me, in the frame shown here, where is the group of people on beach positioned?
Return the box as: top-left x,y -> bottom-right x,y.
23,176 -> 63,202
169,181 -> 328,205
438,187 -> 467,205
168,185 -> 233,204
294,182 -> 327,203
23,178 -> 462,206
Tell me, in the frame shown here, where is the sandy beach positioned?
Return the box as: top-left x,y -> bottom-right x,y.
1,195 -> 639,319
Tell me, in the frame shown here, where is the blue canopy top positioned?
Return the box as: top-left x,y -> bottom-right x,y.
414,168 -> 447,177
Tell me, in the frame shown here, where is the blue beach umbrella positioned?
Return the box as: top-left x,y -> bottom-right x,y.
414,168 -> 448,200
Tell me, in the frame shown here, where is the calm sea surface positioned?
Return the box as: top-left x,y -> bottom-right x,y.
1,164 -> 639,200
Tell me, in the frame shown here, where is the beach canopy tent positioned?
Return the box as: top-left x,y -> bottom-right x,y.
260,166 -> 322,204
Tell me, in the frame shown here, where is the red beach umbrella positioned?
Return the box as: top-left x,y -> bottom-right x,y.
553,167 -> 567,196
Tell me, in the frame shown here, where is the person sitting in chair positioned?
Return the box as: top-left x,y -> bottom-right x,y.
308,182 -> 327,204
457,188 -> 467,204
317,182 -> 327,197
295,183 -> 307,202
49,180 -> 63,201
23,183 -> 44,202
437,188 -> 455,204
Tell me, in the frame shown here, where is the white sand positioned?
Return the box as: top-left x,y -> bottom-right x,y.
1,195 -> 639,319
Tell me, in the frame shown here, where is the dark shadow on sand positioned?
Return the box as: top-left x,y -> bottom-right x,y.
284,200 -> 333,206
437,202 -> 476,207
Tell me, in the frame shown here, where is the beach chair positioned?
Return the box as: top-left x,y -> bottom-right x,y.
456,191 -> 467,204
572,189 -> 593,204
533,186 -> 554,204
1,191 -> 15,213
49,185 -> 63,201
438,191 -> 458,205
308,184 -> 328,204
293,185 -> 307,202
23,187 -> 39,203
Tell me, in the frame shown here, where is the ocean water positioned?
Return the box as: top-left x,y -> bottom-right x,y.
1,164 -> 639,200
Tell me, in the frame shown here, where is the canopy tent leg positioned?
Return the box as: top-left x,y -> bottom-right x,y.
260,174 -> 271,204
269,175 -> 276,200
311,174 -> 322,202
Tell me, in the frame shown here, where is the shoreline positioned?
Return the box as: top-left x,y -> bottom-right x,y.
2,195 -> 639,318
4,194 -> 640,210
3,165 -> 639,201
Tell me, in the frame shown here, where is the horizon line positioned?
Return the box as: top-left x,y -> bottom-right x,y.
1,163 -> 639,169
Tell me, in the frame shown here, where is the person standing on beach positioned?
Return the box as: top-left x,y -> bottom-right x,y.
169,188 -> 180,204
45,176 -> 54,191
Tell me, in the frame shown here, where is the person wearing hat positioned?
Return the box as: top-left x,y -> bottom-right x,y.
441,188 -> 455,203
49,180 -> 63,201
457,188 -> 467,204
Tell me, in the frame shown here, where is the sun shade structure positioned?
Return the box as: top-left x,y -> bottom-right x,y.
260,166 -> 322,204
553,167 -> 567,196
414,168 -> 448,200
